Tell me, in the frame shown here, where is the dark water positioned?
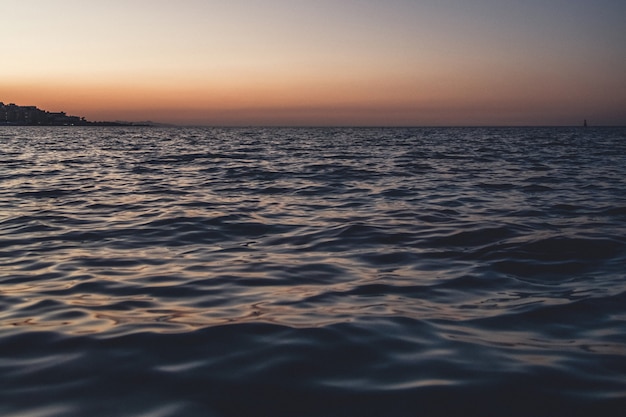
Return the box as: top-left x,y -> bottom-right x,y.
1,126 -> 625,416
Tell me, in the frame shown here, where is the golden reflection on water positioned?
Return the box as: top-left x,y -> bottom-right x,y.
1,235 -> 509,336
2,231 -> 596,339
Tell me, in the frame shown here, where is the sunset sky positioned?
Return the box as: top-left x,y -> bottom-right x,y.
2,0 -> 625,126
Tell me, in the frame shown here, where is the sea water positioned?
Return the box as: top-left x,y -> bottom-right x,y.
1,126 -> 625,416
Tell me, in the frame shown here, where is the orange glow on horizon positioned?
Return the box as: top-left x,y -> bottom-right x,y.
3,67 -> 623,126
2,0 -> 625,126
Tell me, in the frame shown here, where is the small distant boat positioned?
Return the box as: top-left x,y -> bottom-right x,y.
583,119 -> 588,127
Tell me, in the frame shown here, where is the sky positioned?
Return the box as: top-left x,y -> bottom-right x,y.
2,0 -> 625,126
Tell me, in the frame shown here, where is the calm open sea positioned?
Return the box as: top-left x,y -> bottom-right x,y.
1,126 -> 625,416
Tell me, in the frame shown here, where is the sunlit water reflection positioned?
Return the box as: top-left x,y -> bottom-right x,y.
1,127 -> 625,416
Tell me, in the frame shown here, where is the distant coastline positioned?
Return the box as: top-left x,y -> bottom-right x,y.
0,102 -> 158,126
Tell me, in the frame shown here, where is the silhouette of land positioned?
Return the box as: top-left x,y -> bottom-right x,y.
0,102 -> 156,126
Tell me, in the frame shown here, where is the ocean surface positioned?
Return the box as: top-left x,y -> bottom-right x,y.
1,126 -> 625,416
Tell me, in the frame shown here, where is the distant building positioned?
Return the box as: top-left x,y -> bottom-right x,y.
0,102 -> 146,126
0,102 -> 90,125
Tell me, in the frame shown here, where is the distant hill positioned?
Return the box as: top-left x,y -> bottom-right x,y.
0,102 -> 153,126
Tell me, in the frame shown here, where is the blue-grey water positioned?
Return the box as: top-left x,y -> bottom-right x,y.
1,126 -> 625,416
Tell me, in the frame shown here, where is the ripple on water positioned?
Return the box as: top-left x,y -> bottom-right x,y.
1,126 -> 626,416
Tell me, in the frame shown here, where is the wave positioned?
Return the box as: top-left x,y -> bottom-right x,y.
1,126 -> 625,416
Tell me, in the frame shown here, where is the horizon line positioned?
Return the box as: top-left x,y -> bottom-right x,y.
4,123 -> 623,129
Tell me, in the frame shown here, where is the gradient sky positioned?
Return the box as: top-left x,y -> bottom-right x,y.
2,0 -> 625,126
